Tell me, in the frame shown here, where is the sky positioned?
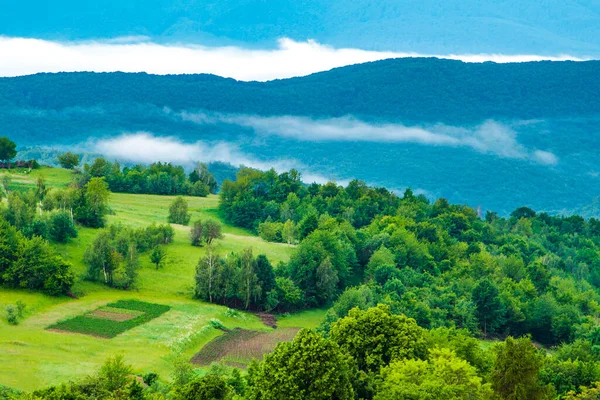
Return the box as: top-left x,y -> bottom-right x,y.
1,0 -> 599,80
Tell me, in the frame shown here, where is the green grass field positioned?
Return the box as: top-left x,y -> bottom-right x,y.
48,300 -> 171,338
0,167 -> 326,391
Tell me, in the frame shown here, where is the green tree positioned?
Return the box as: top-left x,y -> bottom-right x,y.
49,211 -> 78,243
195,247 -> 224,303
74,177 -> 110,228
175,374 -> 232,400
491,336 -> 553,400
375,348 -> 493,400
247,329 -> 355,400
190,219 -> 205,246
168,196 -> 191,225
203,219 -> 223,245
3,235 -> 74,295
0,137 -> 17,167
98,355 -> 132,392
150,246 -> 167,270
330,304 -> 428,374
84,231 -> 121,286
282,219 -> 296,244
366,245 -> 396,277
57,152 -> 80,170
315,257 -> 339,304
472,279 -> 505,338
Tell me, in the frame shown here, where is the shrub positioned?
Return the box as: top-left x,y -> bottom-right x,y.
209,318 -> 227,331
49,211 -> 78,243
6,305 -> 18,325
168,197 -> 191,225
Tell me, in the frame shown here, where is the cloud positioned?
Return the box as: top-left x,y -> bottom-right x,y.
91,132 -> 343,184
0,36 -> 587,81
179,111 -> 559,165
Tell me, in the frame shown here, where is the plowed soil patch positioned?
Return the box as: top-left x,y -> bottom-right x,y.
87,310 -> 139,321
190,327 -> 300,367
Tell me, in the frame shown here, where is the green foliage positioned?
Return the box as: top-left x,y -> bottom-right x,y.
0,136 -> 17,164
472,279 -> 505,337
0,227 -> 74,295
47,300 -> 170,338
174,374 -> 232,400
330,304 -> 427,374
195,248 -> 277,311
168,196 -> 190,225
74,177 -> 110,228
48,211 -> 78,243
150,246 -> 167,270
375,348 -> 493,400
99,355 -> 132,392
491,336 -> 553,400
246,329 -> 355,400
56,152 -> 80,170
81,158 -> 218,196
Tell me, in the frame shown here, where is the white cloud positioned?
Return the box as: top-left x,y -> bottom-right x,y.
92,132 -> 343,184
532,150 -> 559,166
0,36 -> 587,81
178,111 -> 559,165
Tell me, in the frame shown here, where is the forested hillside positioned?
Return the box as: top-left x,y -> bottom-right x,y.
1,58 -> 599,123
2,153 -> 600,399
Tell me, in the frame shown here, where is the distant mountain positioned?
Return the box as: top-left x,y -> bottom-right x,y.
1,58 -> 599,124
1,58 -> 599,216
3,0 -> 600,55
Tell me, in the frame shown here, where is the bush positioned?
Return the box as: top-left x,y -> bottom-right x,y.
189,181 -> 210,197
168,197 -> 191,225
143,372 -> 159,386
49,211 -> 78,243
258,221 -> 284,242
209,318 -> 227,331
6,305 -> 18,325
190,220 -> 205,246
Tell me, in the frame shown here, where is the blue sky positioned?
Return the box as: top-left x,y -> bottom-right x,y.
2,0 -> 600,79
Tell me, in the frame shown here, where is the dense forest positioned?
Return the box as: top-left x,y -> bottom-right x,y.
1,59 -> 599,124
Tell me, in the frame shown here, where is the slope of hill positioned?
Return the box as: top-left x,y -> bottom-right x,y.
1,58 -> 600,123
1,58 -> 599,215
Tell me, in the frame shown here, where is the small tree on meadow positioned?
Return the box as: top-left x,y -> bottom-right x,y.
190,219 -> 205,246
168,196 -> 191,225
150,246 -> 167,270
203,219 -> 223,245
57,152 -> 80,170
0,137 -> 17,168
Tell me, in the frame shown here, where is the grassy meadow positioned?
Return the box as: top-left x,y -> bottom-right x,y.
0,167 -> 325,391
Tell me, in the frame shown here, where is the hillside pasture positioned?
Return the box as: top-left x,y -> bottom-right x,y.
0,166 -> 309,391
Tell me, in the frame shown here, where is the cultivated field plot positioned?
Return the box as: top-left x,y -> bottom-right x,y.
47,300 -> 170,338
190,327 -> 300,367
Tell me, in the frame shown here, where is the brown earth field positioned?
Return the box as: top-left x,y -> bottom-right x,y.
86,310 -> 141,322
190,327 -> 300,367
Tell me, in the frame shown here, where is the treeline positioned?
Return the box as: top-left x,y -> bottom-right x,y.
82,158 -> 218,197
4,174 -> 110,232
12,305 -> 600,399
220,168 -> 399,232
218,168 -> 600,348
195,248 -> 303,312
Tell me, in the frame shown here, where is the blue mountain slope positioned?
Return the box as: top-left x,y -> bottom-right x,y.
3,0 -> 600,55
1,58 -> 599,215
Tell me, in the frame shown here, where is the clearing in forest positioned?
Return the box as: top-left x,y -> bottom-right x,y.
190,327 -> 300,367
47,299 -> 170,338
